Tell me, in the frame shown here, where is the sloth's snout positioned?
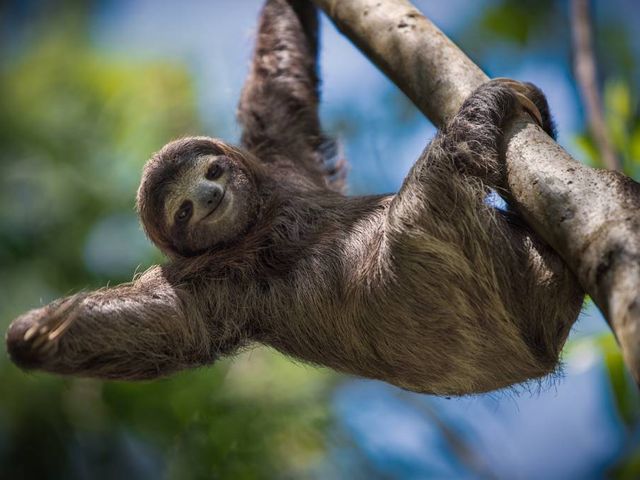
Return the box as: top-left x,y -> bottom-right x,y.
195,182 -> 224,213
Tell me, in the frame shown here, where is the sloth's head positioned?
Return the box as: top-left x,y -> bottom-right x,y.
137,137 -> 262,257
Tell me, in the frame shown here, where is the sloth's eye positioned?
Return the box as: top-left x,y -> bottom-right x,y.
206,163 -> 224,181
175,201 -> 193,224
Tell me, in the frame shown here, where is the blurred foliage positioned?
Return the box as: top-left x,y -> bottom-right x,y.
589,335 -> 640,479
459,0 -> 568,62
594,335 -> 640,428
575,78 -> 640,176
466,0 -> 640,179
0,348 -> 337,479
0,6 -> 339,480
480,0 -> 557,45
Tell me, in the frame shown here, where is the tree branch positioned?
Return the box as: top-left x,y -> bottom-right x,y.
571,0 -> 621,171
313,0 -> 640,385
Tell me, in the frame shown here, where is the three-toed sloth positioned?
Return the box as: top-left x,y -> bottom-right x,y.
6,0 -> 583,395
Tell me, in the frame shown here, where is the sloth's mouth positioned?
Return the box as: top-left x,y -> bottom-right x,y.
202,190 -> 226,221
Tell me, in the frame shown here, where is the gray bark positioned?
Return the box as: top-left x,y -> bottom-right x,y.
313,0 -> 640,384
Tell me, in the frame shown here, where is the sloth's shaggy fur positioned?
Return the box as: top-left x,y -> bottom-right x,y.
6,0 -> 583,395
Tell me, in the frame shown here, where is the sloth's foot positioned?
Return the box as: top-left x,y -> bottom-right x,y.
490,77 -> 556,138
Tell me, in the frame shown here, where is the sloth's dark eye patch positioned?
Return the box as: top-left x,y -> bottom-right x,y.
206,163 -> 224,181
175,200 -> 193,224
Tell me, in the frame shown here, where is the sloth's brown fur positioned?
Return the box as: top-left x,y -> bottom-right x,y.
5,0 -> 583,395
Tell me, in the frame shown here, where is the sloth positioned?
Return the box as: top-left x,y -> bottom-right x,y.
5,0 -> 583,395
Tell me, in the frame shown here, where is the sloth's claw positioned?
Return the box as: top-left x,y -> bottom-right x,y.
514,92 -> 544,128
491,77 -> 544,128
23,324 -> 38,342
7,293 -> 86,368
30,327 -> 50,350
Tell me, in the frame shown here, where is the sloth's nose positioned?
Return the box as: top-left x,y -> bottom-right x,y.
195,183 -> 224,210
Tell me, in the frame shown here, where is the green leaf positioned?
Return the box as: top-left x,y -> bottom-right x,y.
594,334 -> 640,427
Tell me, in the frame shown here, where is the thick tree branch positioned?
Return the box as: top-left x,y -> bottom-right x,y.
571,0 -> 621,171
313,0 -> 640,384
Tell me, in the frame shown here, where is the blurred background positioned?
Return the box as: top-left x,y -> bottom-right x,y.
1,0 -> 640,478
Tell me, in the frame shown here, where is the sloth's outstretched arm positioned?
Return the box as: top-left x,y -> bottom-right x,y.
237,0 -> 343,188
5,267 -> 214,380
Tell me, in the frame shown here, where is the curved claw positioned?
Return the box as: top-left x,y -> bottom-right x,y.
491,77 -> 544,128
6,293 -> 87,369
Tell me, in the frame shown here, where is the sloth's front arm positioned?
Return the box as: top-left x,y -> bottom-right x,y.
6,267 -> 215,380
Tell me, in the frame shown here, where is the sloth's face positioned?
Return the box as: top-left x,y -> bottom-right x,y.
137,137 -> 262,257
164,150 -> 260,256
